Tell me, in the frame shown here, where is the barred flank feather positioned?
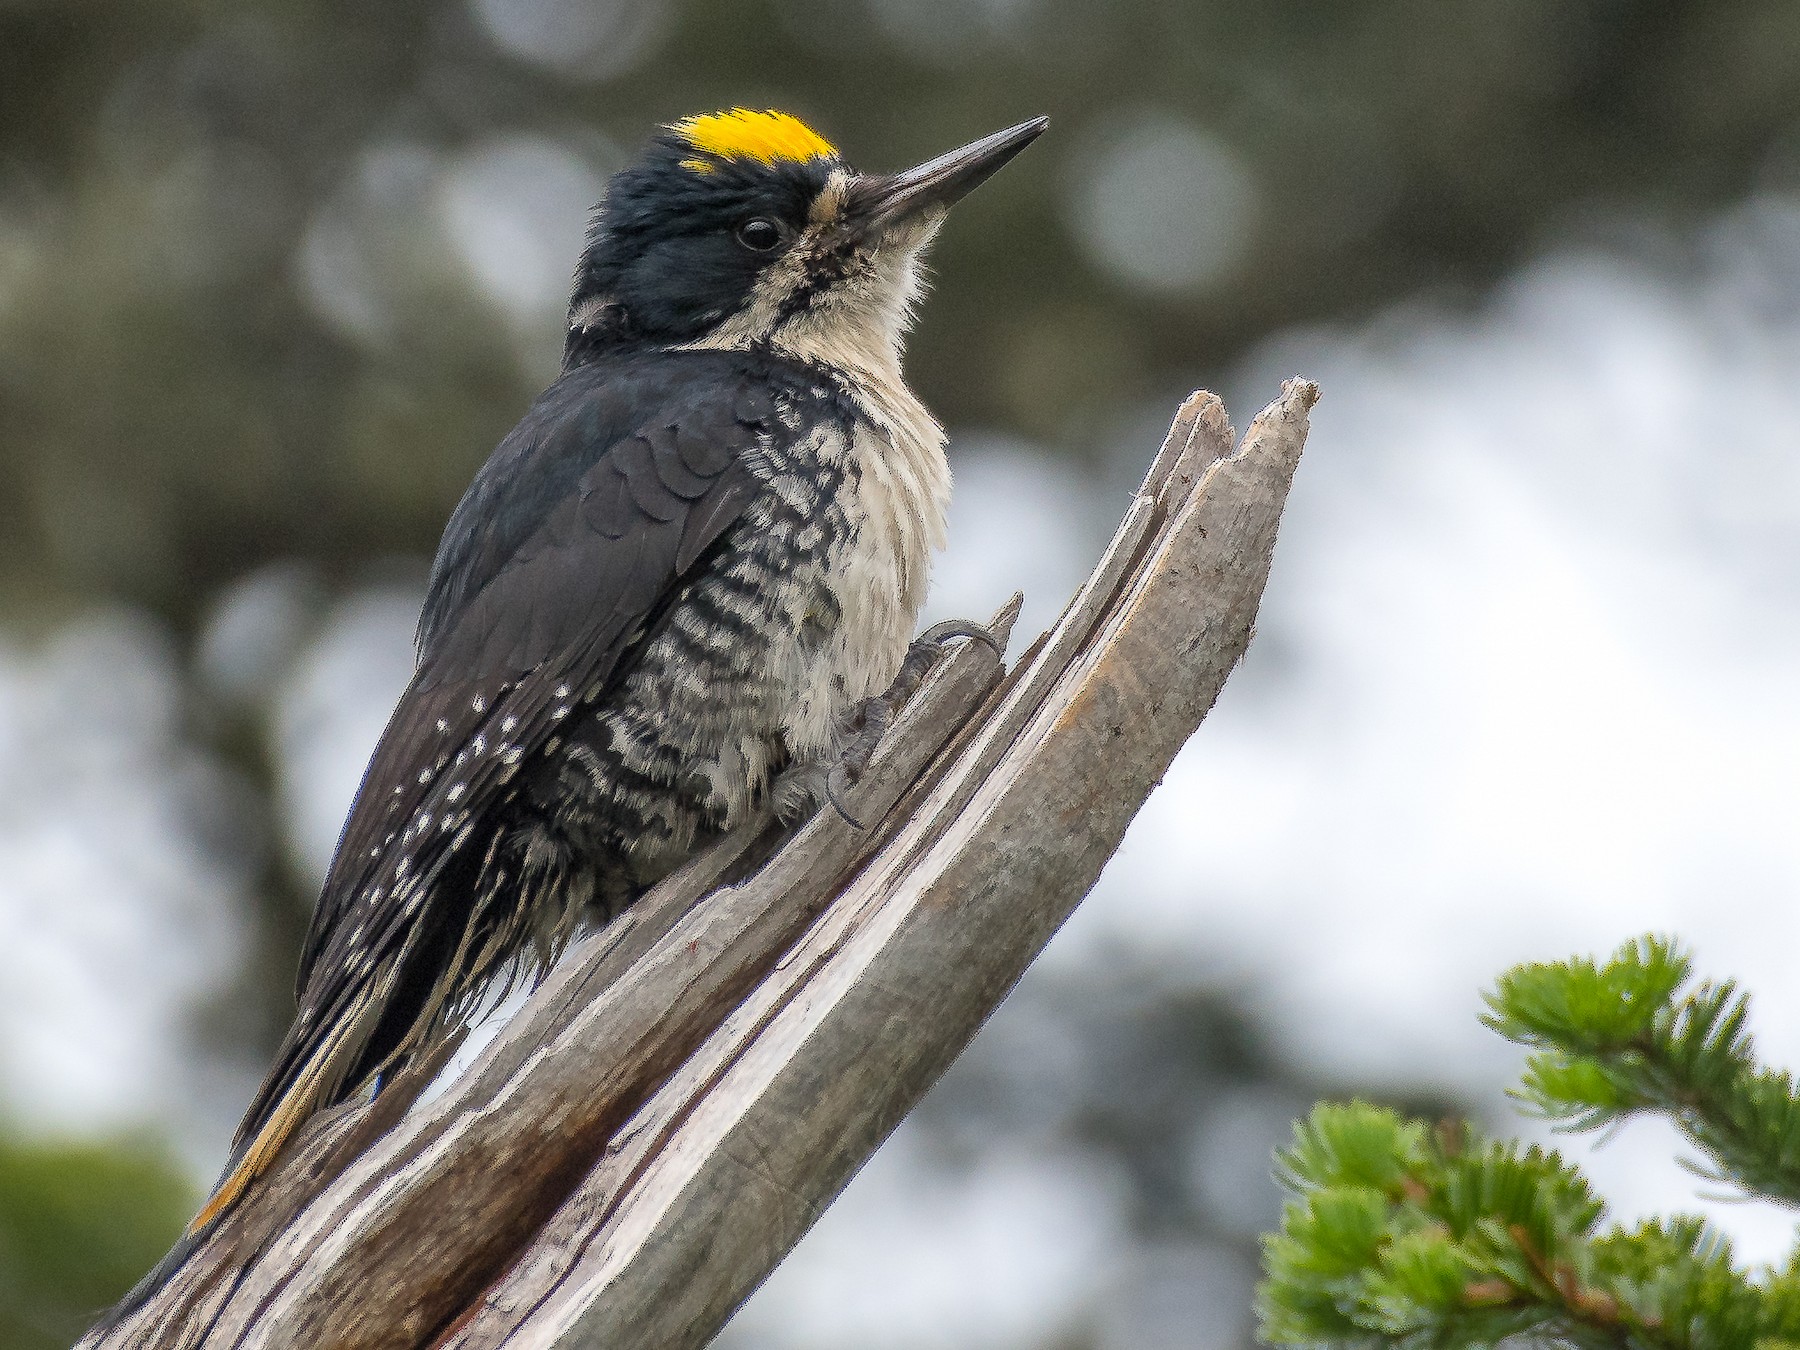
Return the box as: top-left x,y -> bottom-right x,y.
178,356 -> 879,1243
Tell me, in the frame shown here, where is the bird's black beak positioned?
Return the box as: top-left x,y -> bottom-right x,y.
849,117 -> 1049,238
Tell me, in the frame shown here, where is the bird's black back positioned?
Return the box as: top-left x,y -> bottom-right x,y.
242,345 -> 846,1160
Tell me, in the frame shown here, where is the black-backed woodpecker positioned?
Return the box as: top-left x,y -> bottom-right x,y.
186,109 -> 1048,1243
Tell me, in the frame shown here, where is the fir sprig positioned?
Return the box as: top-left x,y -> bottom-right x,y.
1258,935 -> 1800,1349
1487,936 -> 1800,1204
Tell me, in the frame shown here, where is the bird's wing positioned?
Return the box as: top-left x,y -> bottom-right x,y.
297,361 -> 779,998
199,357 -> 808,1229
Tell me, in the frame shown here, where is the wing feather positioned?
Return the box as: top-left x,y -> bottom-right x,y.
246,351 -> 809,1180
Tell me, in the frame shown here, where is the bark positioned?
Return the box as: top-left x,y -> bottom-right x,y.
87,379 -> 1317,1350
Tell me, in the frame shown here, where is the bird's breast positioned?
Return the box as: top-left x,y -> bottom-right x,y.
530,367 -> 949,877
780,372 -> 949,760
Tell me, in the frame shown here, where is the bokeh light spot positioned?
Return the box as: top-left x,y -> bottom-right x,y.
468,0 -> 670,82
1066,110 -> 1261,297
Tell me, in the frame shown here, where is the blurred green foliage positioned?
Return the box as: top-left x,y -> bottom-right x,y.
0,1133 -> 191,1349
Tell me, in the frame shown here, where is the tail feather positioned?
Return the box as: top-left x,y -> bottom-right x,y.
92,1119 -> 284,1334
188,1053 -> 329,1234
189,991 -> 372,1234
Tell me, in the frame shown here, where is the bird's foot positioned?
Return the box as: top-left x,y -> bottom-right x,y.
823,618 -> 1003,830
823,696 -> 894,830
887,618 -> 1003,707
772,761 -> 829,826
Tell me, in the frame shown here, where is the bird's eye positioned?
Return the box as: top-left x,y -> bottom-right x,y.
735,218 -> 782,252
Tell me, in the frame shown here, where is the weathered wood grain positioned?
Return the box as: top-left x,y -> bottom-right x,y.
85,381 -> 1314,1350
443,380 -> 1315,1349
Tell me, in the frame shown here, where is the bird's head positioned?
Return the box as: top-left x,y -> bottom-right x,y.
565,109 -> 1047,375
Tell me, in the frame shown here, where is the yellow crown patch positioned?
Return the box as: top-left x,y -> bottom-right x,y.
671,109 -> 838,171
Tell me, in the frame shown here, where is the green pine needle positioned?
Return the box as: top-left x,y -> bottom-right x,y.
1259,934 -> 1800,1348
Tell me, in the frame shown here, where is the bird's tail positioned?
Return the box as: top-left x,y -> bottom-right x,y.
187,1025 -> 344,1234
189,993 -> 372,1238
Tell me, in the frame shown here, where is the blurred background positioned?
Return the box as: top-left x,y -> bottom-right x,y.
3,0 -> 1800,1345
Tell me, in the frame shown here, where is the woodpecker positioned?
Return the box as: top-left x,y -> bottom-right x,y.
188,110 -> 1047,1248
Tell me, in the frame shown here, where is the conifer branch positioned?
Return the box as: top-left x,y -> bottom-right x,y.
1259,936 -> 1800,1350
1487,936 -> 1800,1205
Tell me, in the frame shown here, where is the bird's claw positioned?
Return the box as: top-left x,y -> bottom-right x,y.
823,619 -> 999,832
881,619 -> 1003,712
826,695 -> 893,830
824,762 -> 865,830
914,617 -> 1003,660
